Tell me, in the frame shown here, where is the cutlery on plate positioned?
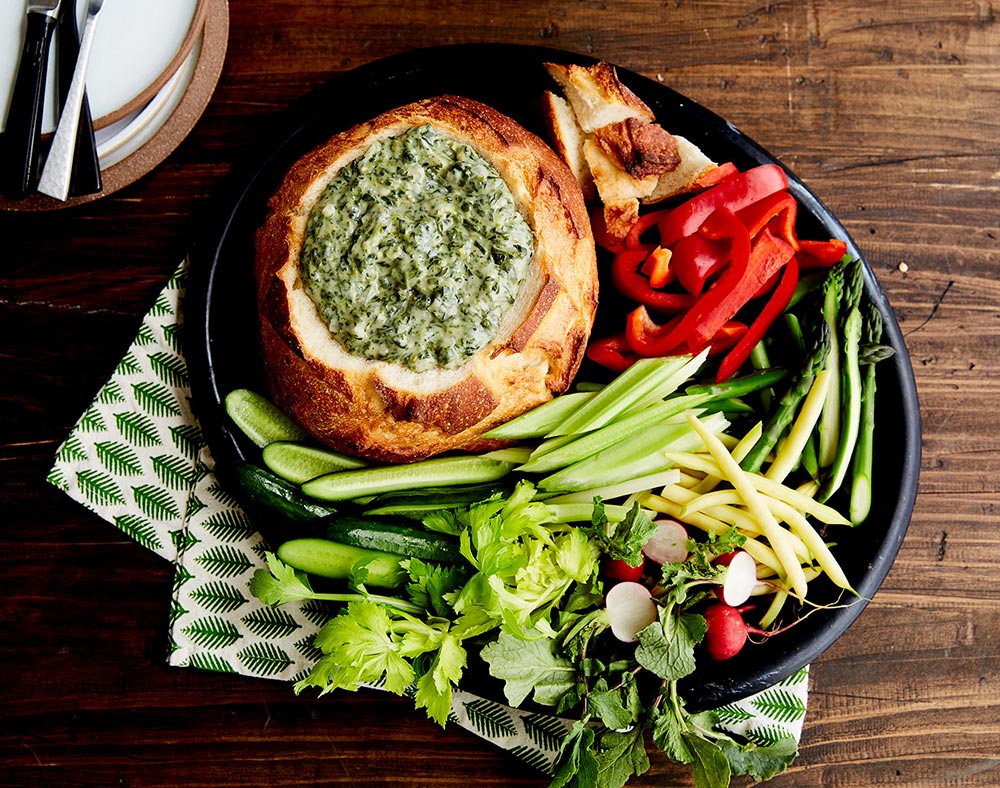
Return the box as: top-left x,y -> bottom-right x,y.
37,0 -> 105,201
1,0 -> 62,199
57,0 -> 102,196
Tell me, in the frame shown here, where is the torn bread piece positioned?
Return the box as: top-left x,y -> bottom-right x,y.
540,91 -> 595,200
583,137 -> 656,240
592,118 -> 681,181
544,61 -> 655,133
542,60 -> 721,240
642,134 -> 718,204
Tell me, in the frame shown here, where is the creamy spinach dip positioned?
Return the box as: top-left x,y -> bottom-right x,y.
299,124 -> 535,372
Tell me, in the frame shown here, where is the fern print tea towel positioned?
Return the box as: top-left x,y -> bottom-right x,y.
47,258 -> 809,770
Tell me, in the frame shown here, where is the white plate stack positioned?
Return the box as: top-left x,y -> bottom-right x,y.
0,0 -> 229,209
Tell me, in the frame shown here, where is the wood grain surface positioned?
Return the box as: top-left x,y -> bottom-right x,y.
2,2 -> 998,786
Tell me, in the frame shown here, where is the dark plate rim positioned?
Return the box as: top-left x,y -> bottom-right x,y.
184,42 -> 921,711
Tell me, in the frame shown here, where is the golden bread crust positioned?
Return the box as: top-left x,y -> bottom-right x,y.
254,95 -> 598,463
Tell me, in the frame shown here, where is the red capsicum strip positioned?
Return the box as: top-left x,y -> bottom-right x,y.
670,232 -> 730,296
627,207 -> 752,356
716,255 -> 800,382
625,207 -> 671,250
611,248 -> 695,314
797,238 -> 848,267
657,163 -> 790,247
586,332 -> 639,372
737,191 -> 799,250
702,320 -> 748,356
693,161 -> 739,189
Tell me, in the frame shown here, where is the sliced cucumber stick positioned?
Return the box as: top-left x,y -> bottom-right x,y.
263,441 -> 367,484
233,462 -> 337,521
277,538 -> 406,588
302,456 -> 513,502
225,389 -> 309,447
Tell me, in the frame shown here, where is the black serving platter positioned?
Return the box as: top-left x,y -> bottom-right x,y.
185,44 -> 921,712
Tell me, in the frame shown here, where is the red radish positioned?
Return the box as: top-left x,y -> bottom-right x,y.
713,550 -> 758,607
605,581 -> 658,643
642,519 -> 689,565
604,556 -> 646,582
702,603 -> 749,660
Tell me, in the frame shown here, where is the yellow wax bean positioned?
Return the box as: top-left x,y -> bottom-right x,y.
683,414 -> 810,600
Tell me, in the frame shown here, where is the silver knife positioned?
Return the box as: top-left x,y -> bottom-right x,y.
1,0 -> 62,199
38,0 -> 106,201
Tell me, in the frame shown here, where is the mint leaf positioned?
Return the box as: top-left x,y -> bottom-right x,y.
595,726 -> 650,788
550,722 -> 598,788
480,631 -> 576,707
685,734 -> 731,788
716,735 -> 797,781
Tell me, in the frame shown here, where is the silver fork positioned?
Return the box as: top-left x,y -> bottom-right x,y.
37,0 -> 106,201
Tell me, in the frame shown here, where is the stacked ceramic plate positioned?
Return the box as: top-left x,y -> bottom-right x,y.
0,0 -> 228,210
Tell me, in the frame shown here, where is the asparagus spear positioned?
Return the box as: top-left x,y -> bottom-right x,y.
816,262 -> 844,467
818,259 -> 865,502
741,318 -> 831,474
849,303 -> 894,523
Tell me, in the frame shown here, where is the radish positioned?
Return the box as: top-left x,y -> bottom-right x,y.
642,519 -> 689,565
605,581 -> 658,643
604,556 -> 645,583
702,603 -> 749,660
713,550 -> 758,607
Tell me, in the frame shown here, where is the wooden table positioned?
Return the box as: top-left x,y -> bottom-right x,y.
2,2 -> 998,786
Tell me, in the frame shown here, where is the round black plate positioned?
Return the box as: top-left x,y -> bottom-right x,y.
185,44 -> 921,711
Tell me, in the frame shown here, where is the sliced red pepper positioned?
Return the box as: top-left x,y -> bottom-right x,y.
737,191 -> 799,250
716,256 -> 799,382
587,332 -> 640,372
657,164 -> 789,247
625,207 -> 671,250
797,238 -> 848,267
625,306 -> 686,357
670,233 -> 730,296
611,248 -> 695,314
628,207 -> 752,355
694,161 -> 739,189
701,321 -> 748,356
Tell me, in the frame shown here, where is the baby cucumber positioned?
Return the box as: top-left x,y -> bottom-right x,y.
225,389 -> 309,447
321,516 -> 461,563
232,461 -> 337,522
277,538 -> 406,589
301,455 -> 514,502
262,441 -> 367,484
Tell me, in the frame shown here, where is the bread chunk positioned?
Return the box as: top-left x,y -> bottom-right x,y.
541,61 -> 720,240
544,61 -> 655,132
254,96 -> 598,462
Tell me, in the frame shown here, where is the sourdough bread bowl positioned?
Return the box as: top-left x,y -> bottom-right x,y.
254,95 -> 598,463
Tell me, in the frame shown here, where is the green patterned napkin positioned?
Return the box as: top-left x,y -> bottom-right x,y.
47,258 -> 808,772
